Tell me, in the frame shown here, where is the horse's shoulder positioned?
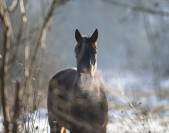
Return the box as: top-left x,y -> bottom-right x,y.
51,68 -> 77,79
49,68 -> 78,88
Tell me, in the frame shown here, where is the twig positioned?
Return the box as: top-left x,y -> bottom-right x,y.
19,0 -> 27,23
12,81 -> 22,133
7,0 -> 28,66
31,0 -> 58,66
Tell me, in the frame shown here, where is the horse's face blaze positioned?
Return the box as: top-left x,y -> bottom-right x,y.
75,29 -> 98,76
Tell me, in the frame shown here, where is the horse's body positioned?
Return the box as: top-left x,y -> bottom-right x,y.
48,29 -> 108,133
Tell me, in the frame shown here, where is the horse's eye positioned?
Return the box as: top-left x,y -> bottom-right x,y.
75,45 -> 81,53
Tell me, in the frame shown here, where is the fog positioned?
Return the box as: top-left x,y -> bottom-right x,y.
1,0 -> 169,132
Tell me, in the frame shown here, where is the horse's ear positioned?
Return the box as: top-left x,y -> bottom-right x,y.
90,29 -> 98,42
75,29 -> 82,42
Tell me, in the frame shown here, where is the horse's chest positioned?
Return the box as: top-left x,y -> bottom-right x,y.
48,73 -> 107,130
55,76 -> 102,113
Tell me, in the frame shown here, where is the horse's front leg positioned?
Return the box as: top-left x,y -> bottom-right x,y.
61,127 -> 66,133
49,120 -> 62,133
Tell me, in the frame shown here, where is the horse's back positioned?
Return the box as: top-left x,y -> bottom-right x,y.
50,68 -> 78,87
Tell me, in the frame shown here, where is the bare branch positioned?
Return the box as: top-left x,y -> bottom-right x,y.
8,0 -> 18,12
32,0 -> 58,60
12,81 -> 22,133
19,0 -> 27,23
26,0 -> 59,86
0,0 -> 14,38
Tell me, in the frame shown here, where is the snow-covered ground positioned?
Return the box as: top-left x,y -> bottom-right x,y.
0,74 -> 169,133
29,106 -> 169,133
1,108 -> 169,133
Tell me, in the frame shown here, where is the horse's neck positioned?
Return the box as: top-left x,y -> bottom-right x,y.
77,73 -> 102,96
78,74 -> 94,89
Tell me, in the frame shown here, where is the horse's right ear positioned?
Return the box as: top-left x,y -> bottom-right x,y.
75,29 -> 82,42
90,29 -> 98,43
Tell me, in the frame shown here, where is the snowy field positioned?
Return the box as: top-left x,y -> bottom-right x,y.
0,73 -> 169,133
1,108 -> 169,133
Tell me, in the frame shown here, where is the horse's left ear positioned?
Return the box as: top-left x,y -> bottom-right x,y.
90,29 -> 98,42
75,29 -> 82,42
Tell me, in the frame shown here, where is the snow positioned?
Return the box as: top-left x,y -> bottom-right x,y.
0,96 -> 169,133
22,108 -> 169,133
0,116 -> 3,133
24,108 -> 49,133
1,71 -> 169,132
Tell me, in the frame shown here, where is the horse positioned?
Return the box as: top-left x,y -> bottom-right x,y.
47,29 -> 108,133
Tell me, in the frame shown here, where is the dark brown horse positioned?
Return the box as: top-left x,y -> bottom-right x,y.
47,29 -> 108,133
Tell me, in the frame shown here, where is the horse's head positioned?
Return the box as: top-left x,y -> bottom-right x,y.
74,29 -> 98,76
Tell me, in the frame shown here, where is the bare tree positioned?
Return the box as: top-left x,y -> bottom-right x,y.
0,0 -> 61,132
0,0 -> 14,132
